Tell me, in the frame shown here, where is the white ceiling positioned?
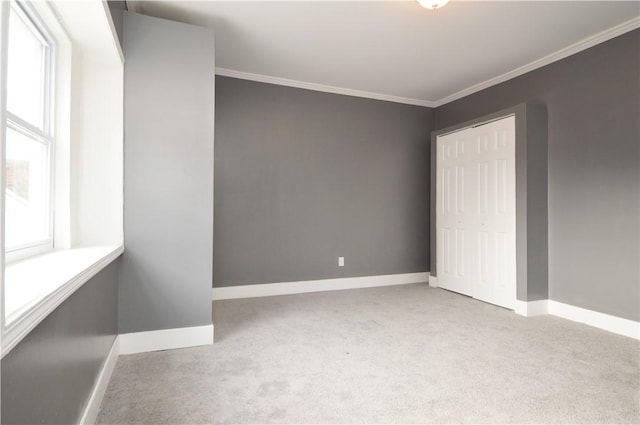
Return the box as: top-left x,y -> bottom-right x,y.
134,1 -> 640,107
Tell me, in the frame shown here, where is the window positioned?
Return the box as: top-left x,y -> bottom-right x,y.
4,0 -> 54,257
1,0 -> 124,357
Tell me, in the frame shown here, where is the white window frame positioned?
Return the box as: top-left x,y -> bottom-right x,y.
4,0 -> 56,261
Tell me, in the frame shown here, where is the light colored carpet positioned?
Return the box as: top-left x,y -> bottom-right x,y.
97,284 -> 639,424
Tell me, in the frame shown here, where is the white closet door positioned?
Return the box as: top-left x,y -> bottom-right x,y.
471,116 -> 516,309
436,130 -> 473,296
436,115 -> 516,309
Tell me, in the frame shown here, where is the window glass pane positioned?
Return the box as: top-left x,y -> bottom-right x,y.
5,127 -> 50,250
7,3 -> 46,129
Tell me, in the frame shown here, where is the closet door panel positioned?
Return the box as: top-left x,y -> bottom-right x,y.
436,132 -> 473,296
471,117 -> 516,309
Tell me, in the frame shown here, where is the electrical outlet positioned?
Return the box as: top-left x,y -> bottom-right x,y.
338,257 -> 345,267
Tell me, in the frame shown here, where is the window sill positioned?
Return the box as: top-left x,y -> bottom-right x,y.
2,244 -> 123,357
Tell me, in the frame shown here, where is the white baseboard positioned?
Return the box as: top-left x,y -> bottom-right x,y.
212,272 -> 430,300
78,324 -> 216,423
79,336 -> 120,425
119,324 -> 214,355
514,299 -> 549,317
548,301 -> 639,340
513,298 -> 638,339
428,275 -> 438,288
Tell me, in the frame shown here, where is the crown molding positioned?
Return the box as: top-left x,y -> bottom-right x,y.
216,17 -> 639,109
215,68 -> 437,108
433,16 -> 640,107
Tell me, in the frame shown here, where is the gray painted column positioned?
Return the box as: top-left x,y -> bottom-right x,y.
119,12 -> 214,333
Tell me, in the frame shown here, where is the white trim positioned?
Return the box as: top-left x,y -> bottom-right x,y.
216,18 -> 639,108
513,299 -> 639,340
514,299 -> 549,317
78,336 -> 120,425
433,17 -> 640,106
215,68 -> 436,108
428,275 -> 438,288
2,245 -> 124,358
548,300 -> 639,340
0,0 -> 8,347
212,272 -> 429,300
119,324 -> 214,355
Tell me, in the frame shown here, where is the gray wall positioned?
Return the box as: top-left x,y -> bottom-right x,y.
107,1 -> 125,48
119,12 -> 214,333
1,261 -> 120,425
435,30 -> 640,321
214,77 -> 434,287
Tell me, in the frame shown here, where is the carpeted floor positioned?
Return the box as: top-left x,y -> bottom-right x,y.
97,284 -> 639,424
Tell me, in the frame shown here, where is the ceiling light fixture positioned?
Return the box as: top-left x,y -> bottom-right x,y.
417,0 -> 450,10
